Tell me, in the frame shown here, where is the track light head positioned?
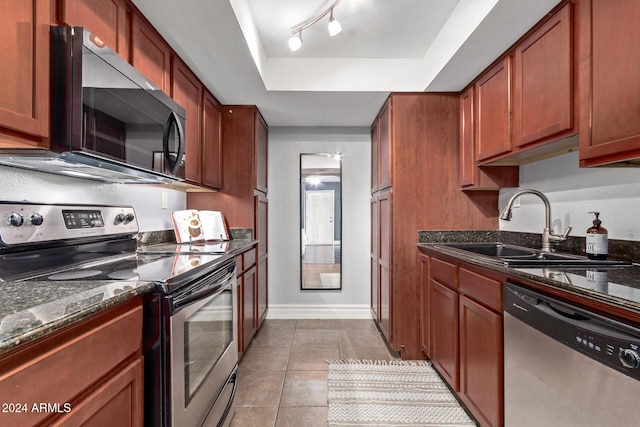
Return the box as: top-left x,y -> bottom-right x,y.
328,9 -> 342,36
289,32 -> 302,51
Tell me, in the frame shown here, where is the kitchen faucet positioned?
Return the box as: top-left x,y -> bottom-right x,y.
499,189 -> 572,252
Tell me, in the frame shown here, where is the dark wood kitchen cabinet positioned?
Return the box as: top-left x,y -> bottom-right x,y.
0,0 -> 50,149
172,57 -> 203,185
467,1 -> 577,168
578,0 -> 640,167
458,268 -> 503,427
475,56 -> 512,162
236,245 -> 258,355
370,93 -> 500,360
513,3 -> 574,149
459,86 -> 518,190
256,194 -> 268,326
56,0 -> 129,60
202,91 -> 223,189
0,298 -> 144,426
131,11 -> 171,94
420,248 -> 505,427
428,257 -> 459,389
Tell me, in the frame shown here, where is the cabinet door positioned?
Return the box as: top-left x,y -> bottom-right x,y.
459,295 -> 503,427
475,56 -> 512,161
0,0 -> 49,147
514,3 -> 573,148
257,254 -> 268,326
131,12 -> 171,93
460,87 -> 475,187
430,279 -> 459,390
419,254 -> 430,358
56,0 -> 129,60
255,112 -> 268,193
240,266 -> 257,353
370,118 -> 379,193
578,0 -> 640,166
172,58 -> 203,185
370,195 -> 379,321
377,98 -> 392,190
52,359 -> 143,427
256,195 -> 268,325
378,189 -> 392,341
202,91 -> 222,189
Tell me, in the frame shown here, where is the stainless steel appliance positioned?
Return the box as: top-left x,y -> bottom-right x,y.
0,26 -> 186,184
504,282 -> 640,426
0,202 -> 238,427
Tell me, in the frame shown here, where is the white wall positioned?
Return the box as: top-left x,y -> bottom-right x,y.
499,151 -> 640,241
267,127 -> 371,319
0,167 -> 186,231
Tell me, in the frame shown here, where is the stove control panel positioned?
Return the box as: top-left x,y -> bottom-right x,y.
0,202 -> 138,246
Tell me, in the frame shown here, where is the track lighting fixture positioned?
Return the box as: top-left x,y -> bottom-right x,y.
289,31 -> 302,52
328,9 -> 342,36
289,0 -> 342,52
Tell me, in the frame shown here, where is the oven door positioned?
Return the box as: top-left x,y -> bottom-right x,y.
169,269 -> 238,427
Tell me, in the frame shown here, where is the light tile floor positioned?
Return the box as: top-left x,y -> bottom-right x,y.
230,319 -> 398,427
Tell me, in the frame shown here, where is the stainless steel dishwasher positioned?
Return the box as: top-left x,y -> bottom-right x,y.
504,282 -> 640,426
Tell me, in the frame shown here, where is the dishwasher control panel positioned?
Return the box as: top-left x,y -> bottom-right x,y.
505,282 -> 640,381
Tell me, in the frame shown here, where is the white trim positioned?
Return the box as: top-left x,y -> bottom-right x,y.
265,304 -> 372,319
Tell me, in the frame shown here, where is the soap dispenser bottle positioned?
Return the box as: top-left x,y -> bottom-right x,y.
586,212 -> 608,259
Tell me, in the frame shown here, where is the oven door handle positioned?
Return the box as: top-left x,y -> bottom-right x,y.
171,272 -> 235,313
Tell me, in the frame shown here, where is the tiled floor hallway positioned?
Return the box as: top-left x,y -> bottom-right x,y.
230,318 -> 398,426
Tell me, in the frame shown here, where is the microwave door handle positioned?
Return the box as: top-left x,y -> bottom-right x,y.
163,111 -> 185,175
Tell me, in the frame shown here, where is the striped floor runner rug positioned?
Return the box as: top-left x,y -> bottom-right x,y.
326,359 -> 477,426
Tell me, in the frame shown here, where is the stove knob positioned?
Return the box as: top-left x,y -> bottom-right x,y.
125,213 -> 135,223
30,213 -> 44,226
620,348 -> 640,369
9,213 -> 24,227
114,213 -> 126,224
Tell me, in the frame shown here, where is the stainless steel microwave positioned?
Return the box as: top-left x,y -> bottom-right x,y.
46,26 -> 186,183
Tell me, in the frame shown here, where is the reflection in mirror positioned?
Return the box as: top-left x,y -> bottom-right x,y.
300,153 -> 342,290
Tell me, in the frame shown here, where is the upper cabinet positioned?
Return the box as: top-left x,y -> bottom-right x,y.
475,56 -> 512,162
466,1 -> 577,170
578,0 -> 640,167
513,3 -> 574,148
0,0 -> 50,149
172,57 -> 203,185
377,100 -> 392,191
131,11 -> 171,94
460,86 -> 518,190
56,0 -> 129,60
202,92 -> 223,190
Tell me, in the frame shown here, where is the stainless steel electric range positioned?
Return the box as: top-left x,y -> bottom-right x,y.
0,202 -> 238,427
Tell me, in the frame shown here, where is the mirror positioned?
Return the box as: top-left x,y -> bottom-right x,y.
300,153 -> 342,290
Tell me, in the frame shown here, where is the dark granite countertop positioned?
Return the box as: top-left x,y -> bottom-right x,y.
418,230 -> 640,318
0,238 -> 257,355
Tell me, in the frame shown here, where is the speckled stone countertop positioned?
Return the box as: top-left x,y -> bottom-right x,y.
0,237 -> 257,355
418,230 -> 640,317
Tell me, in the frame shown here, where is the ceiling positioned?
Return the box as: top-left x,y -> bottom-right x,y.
130,0 -> 562,127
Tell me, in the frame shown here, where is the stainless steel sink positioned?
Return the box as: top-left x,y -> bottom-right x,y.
440,243 -> 631,268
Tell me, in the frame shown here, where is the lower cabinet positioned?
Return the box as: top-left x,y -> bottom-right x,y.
459,295 -> 502,427
422,251 -> 504,427
0,298 -> 144,426
236,244 -> 259,356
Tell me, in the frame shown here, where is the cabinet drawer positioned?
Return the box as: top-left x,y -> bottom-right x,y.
0,305 -> 142,426
236,247 -> 257,274
459,268 -> 502,312
430,257 -> 457,288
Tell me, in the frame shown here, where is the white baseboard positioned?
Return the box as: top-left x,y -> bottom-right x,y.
265,304 -> 372,319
